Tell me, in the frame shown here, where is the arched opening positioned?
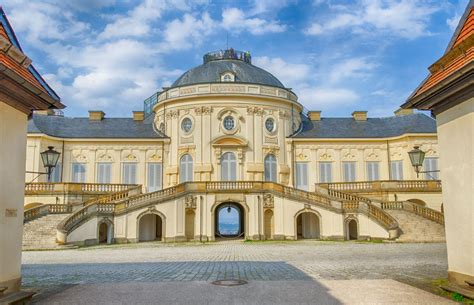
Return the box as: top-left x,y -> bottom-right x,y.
98,221 -> 113,244
264,209 -> 274,240
221,152 -> 237,181
215,202 -> 244,239
264,154 -> 277,182
138,214 -> 163,242
185,210 -> 195,241
347,219 -> 358,240
98,222 -> 108,244
407,199 -> 426,206
296,212 -> 320,239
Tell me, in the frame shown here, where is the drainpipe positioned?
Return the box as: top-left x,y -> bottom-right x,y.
386,140 -> 391,180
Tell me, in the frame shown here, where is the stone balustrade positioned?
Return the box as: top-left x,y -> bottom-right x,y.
319,180 -> 442,193
24,204 -> 72,223
381,201 -> 444,225
25,182 -> 138,195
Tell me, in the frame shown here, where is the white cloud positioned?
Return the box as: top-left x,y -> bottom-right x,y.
251,0 -> 292,14
222,8 -> 286,35
162,13 -> 216,51
298,86 -> 359,110
304,0 -> 439,39
447,13 -> 462,32
328,58 -> 377,83
253,56 -> 311,87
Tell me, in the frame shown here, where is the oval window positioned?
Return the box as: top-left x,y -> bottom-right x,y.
181,118 -> 192,133
223,116 -> 235,130
265,118 -> 275,132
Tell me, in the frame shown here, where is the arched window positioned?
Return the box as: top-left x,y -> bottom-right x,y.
264,154 -> 277,182
180,154 -> 193,183
221,152 -> 237,181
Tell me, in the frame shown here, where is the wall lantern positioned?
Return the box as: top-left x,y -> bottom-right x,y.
26,146 -> 61,183
408,146 -> 439,178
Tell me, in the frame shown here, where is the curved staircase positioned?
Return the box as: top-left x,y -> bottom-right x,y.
385,210 -> 445,242
23,214 -> 75,250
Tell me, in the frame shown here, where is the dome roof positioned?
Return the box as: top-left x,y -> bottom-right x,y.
171,50 -> 285,89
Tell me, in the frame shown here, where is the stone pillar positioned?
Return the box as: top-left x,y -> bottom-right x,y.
0,103 -> 27,292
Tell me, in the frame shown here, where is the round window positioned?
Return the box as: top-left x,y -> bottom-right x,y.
181,118 -> 192,133
265,118 -> 275,132
223,116 -> 235,130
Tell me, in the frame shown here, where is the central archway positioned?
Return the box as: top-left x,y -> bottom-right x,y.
215,202 -> 245,239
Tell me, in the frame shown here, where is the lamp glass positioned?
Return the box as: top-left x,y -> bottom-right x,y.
40,146 -> 60,168
408,146 -> 425,167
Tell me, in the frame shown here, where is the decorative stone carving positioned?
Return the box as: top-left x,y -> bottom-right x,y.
72,152 -> 87,162
263,194 -> 274,208
247,106 -> 264,116
194,106 -> 213,115
148,153 -> 162,162
97,153 -> 113,162
263,146 -> 279,155
304,204 -> 311,210
123,153 -> 138,162
278,110 -> 289,119
341,149 -> 357,161
165,110 -> 179,119
296,152 -> 308,161
185,195 -> 196,209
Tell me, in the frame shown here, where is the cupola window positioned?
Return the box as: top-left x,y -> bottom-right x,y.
221,72 -> 235,82
223,116 -> 235,130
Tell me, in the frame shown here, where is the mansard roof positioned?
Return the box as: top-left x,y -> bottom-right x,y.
28,114 -> 166,139
293,113 -> 437,139
0,7 -> 61,102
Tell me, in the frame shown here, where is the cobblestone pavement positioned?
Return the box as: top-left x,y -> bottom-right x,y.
22,241 -> 449,303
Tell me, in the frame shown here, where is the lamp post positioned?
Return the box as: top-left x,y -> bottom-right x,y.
408,146 -> 440,178
26,146 -> 61,182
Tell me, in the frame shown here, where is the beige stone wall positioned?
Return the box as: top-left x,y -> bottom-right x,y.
436,97 -> 474,284
0,103 -> 27,292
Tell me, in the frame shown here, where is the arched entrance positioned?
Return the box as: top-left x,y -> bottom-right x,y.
215,202 -> 244,239
346,219 -> 358,240
185,210 -> 195,241
264,209 -> 274,240
98,220 -> 113,244
296,212 -> 320,239
138,214 -> 163,242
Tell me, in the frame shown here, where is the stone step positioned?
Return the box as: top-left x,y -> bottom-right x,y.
22,213 -> 72,250
385,210 -> 446,243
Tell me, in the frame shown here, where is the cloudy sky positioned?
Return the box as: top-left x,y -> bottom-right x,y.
2,0 -> 469,117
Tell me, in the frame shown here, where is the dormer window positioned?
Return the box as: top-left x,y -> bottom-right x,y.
221,72 -> 235,82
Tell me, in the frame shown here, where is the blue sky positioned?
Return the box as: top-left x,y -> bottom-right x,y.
3,0 -> 469,117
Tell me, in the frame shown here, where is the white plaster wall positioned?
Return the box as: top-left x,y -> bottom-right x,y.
436,98 -> 474,282
0,103 -> 27,291
67,217 -> 99,243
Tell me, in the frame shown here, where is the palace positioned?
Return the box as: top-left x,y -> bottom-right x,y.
24,49 -> 444,246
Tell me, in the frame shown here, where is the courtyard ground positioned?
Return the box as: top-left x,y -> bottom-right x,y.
22,240 -> 456,304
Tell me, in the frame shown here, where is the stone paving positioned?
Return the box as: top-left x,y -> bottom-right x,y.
22,241 -> 450,303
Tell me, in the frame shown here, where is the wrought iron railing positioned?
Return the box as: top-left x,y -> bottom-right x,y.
203,49 -> 251,64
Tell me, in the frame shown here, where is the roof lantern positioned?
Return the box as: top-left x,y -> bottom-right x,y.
203,48 -> 251,64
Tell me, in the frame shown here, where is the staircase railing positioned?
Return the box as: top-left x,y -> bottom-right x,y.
381,201 -> 444,225
25,182 -> 135,194
58,181 -> 402,244
24,204 -> 72,223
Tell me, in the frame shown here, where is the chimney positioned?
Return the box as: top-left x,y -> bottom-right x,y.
89,110 -> 105,121
133,111 -> 144,121
352,111 -> 367,121
394,108 -> 414,116
308,111 -> 321,121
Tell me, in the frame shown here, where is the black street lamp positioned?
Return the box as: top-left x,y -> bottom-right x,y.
26,146 -> 61,182
408,146 -> 440,178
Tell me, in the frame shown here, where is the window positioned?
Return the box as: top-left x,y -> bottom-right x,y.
221,73 -> 234,82
122,163 -> 137,184
264,154 -> 277,182
390,161 -> 404,180
295,162 -> 308,190
221,152 -> 237,181
97,163 -> 112,183
423,157 -> 439,180
181,118 -> 192,133
71,163 -> 86,183
265,118 -> 275,133
180,154 -> 193,183
342,162 -> 356,182
50,162 -> 62,182
147,163 -> 162,192
366,162 -> 380,181
223,116 -> 235,130
319,162 -> 332,183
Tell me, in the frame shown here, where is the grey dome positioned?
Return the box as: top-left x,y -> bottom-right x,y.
171,59 -> 285,88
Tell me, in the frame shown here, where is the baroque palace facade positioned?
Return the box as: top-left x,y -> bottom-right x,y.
24,49 -> 443,245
